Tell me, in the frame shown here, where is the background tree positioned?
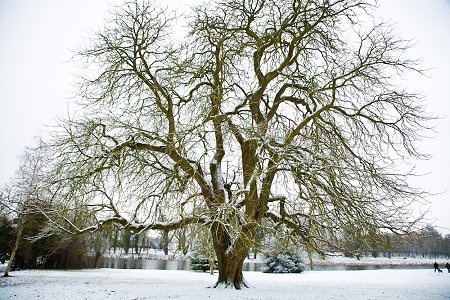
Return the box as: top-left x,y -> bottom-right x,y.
122,229 -> 131,255
443,234 -> 450,258
175,227 -> 191,255
28,0 -> 429,289
133,232 -> 140,255
0,211 -> 15,264
190,225 -> 217,275
1,145 -> 49,276
0,147 -> 97,275
418,225 -> 443,259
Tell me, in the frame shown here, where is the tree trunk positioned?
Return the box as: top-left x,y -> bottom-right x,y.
208,257 -> 215,275
163,230 -> 169,256
4,223 -> 24,277
93,251 -> 102,268
113,227 -> 118,254
214,252 -> 248,289
308,251 -> 314,271
210,224 -> 252,289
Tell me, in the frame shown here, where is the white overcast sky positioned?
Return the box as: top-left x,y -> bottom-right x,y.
1,0 -> 450,233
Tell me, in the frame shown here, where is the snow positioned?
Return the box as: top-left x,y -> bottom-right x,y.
1,268 -> 450,299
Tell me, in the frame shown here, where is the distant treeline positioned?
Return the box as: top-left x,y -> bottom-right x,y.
341,225 -> 450,259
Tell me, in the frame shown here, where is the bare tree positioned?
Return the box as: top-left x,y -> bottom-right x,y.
1,145 -> 57,276
29,0 -> 429,289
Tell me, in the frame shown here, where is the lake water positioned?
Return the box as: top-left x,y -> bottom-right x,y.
99,257 -> 431,272
99,257 -> 263,272
99,257 -> 263,271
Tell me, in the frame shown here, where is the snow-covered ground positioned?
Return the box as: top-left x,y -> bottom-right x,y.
1,268 -> 450,299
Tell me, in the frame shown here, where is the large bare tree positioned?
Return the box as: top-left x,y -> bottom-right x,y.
28,0 -> 429,288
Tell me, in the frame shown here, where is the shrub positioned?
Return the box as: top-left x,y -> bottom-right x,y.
189,251 -> 217,272
261,251 -> 305,273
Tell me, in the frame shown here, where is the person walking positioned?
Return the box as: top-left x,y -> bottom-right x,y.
434,261 -> 439,272
445,262 -> 450,273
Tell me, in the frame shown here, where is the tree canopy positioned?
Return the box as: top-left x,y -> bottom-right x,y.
2,0 -> 430,289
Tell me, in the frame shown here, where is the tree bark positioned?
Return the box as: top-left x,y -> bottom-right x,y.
214,245 -> 248,289
210,224 -> 252,289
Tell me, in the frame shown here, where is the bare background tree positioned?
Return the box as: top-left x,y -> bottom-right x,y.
1,147 -> 49,277
0,146 -> 105,276
6,0 -> 430,289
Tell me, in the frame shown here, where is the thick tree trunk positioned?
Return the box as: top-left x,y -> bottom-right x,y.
214,252 -> 248,289
210,224 -> 252,289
